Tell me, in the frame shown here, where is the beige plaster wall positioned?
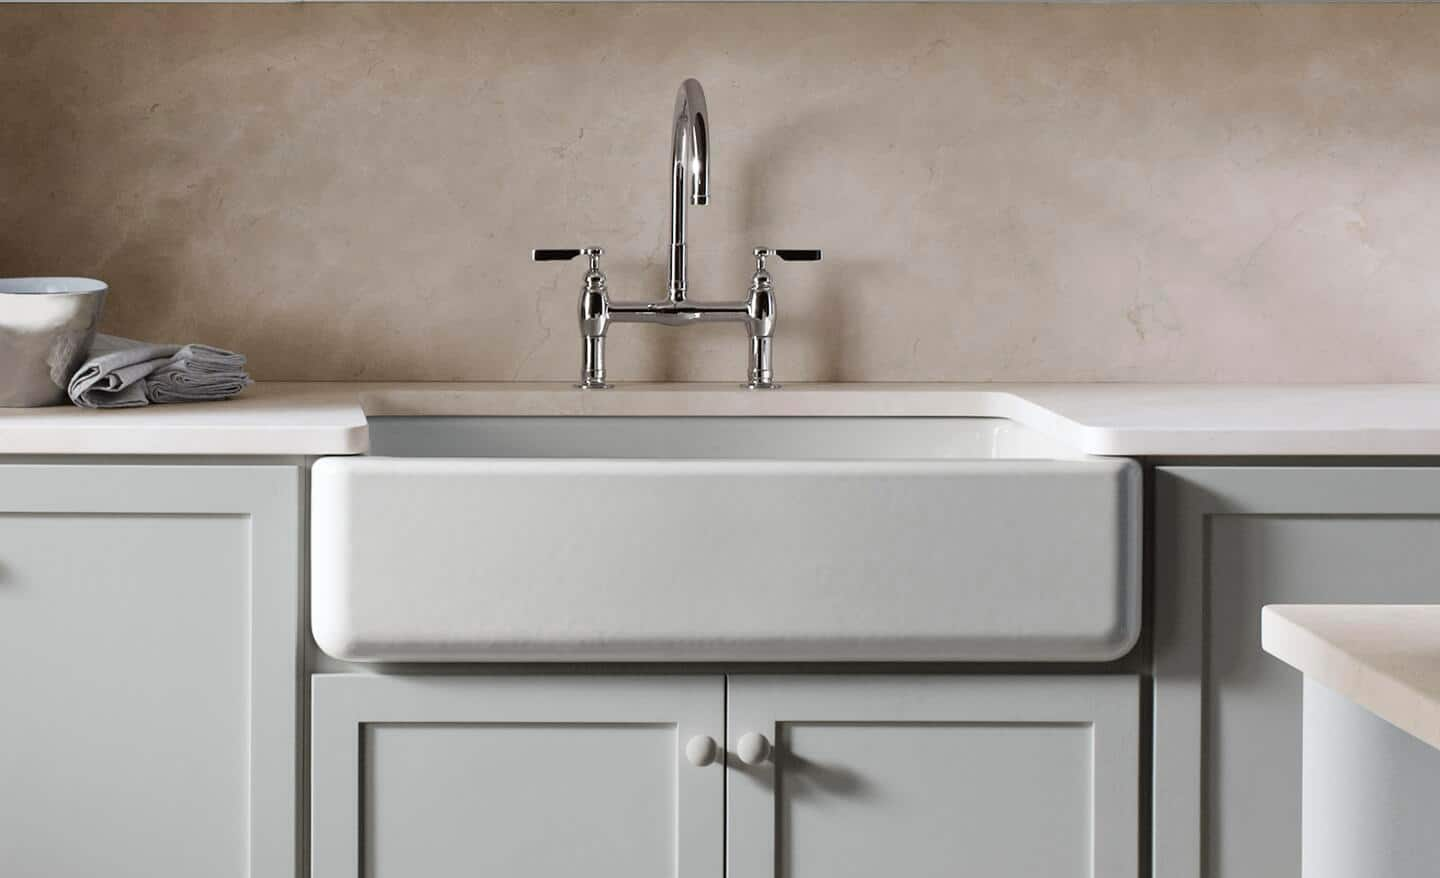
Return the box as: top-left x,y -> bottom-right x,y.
2,4 -> 1437,381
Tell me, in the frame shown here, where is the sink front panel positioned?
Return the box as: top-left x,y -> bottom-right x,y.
312,431 -> 1140,662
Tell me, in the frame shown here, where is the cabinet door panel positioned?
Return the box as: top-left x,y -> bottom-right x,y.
0,464 -> 300,878
727,675 -> 1138,878
312,674 -> 724,878
1155,467 -> 1440,878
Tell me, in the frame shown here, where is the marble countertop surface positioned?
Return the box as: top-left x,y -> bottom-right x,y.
1263,605 -> 1440,751
5,381 -> 1440,456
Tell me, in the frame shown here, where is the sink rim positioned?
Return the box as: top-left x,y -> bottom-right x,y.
361,414 -> 1091,461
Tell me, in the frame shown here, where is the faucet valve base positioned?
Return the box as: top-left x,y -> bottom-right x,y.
532,247 -> 613,388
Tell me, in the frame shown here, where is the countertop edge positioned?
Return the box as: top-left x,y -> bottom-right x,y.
1262,605 -> 1440,752
8,381 -> 1440,457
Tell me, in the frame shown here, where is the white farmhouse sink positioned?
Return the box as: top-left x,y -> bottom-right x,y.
312,417 -> 1140,662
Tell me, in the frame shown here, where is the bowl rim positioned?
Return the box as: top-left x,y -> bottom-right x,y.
0,277 -> 108,296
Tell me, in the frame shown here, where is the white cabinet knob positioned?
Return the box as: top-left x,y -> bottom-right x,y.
736,732 -> 771,765
685,735 -> 718,767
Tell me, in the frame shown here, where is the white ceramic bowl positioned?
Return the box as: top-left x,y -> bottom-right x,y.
0,277 -> 108,407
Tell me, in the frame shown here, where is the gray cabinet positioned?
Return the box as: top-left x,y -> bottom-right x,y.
313,673 -> 1137,878
1155,467 -> 1440,878
310,674 -> 725,878
727,675 -> 1139,878
0,464 -> 301,878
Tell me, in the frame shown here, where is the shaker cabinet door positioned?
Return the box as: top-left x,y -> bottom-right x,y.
0,464 -> 301,878
726,674 -> 1139,878
1155,467 -> 1440,878
311,674 -> 725,878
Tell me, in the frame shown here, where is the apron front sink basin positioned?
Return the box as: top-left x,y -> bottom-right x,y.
312,417 -> 1140,662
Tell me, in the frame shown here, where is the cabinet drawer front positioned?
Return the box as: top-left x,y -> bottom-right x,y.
311,674 -> 724,878
727,675 -> 1139,878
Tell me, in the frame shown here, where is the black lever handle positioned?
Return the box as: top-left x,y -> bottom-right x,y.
753,248 -> 823,270
533,247 -> 605,271
532,249 -> 582,261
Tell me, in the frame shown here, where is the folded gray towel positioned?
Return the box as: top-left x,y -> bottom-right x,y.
67,334 -> 252,409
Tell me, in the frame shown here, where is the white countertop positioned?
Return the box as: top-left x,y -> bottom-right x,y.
1263,605 -> 1440,751
0,383 -> 369,456
5,381 -> 1440,456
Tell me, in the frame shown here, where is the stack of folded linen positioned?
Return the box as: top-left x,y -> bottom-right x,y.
67,334 -> 252,409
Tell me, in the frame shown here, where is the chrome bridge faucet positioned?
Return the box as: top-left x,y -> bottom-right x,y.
532,78 -> 820,389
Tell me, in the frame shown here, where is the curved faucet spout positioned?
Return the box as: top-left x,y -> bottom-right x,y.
668,78 -> 709,303
675,78 -> 710,206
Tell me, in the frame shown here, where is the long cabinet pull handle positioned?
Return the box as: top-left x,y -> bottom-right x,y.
736,732 -> 771,765
685,735 -> 719,767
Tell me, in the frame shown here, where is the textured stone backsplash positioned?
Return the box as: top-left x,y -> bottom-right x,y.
2,3 -> 1438,382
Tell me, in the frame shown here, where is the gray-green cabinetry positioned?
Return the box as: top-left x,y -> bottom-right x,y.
0,464 -> 301,878
310,675 -> 725,878
312,673 -> 1139,878
1155,467 -> 1440,878
727,675 -> 1139,878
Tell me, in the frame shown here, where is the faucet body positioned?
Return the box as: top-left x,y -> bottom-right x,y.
533,79 -> 819,389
